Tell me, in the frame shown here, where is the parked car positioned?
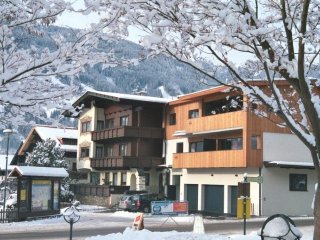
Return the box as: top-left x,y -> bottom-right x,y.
118,195 -> 134,211
130,193 -> 162,213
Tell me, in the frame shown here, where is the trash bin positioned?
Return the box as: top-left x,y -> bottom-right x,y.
258,214 -> 302,240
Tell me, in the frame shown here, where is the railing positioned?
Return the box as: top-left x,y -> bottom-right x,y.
92,126 -> 163,141
70,184 -> 110,197
70,184 -> 130,197
90,156 -> 164,169
173,149 -> 245,168
0,209 -> 18,223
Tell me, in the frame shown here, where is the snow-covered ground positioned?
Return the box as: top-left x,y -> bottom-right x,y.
0,205 -> 314,240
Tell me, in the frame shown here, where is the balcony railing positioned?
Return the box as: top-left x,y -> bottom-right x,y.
167,111 -> 246,137
90,156 -> 164,169
92,126 -> 164,141
173,149 -> 245,168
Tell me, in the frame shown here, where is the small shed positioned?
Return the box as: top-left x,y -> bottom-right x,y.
9,166 -> 68,220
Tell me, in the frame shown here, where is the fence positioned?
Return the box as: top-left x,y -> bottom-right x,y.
0,209 -> 18,223
70,184 -> 130,197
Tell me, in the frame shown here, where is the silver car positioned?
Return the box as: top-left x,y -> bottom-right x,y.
118,195 -> 133,211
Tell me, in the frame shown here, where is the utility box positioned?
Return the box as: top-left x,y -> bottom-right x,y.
237,197 -> 251,219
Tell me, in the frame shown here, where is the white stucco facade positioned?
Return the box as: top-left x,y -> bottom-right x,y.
263,132 -> 313,163
165,138 -> 189,166
168,132 -> 316,217
261,132 -> 316,216
261,167 -> 316,216
172,168 -> 261,216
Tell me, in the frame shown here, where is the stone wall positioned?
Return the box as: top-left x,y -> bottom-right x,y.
73,194 -> 123,208
74,194 -> 111,207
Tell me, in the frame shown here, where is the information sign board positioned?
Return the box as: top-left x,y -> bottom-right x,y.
151,201 -> 188,215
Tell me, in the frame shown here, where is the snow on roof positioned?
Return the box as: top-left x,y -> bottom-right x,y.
0,155 -> 14,170
74,90 -> 170,106
60,145 -> 77,152
9,166 -> 68,178
265,161 -> 314,169
35,126 -> 77,140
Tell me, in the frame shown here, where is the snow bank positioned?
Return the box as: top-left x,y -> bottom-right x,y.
86,227 -> 260,240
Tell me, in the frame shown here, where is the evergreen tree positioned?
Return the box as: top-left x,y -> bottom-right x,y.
26,138 -> 67,168
26,139 -> 74,202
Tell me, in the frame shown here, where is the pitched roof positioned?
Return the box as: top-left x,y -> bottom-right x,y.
72,90 -> 170,107
9,166 -> 68,178
18,125 -> 77,155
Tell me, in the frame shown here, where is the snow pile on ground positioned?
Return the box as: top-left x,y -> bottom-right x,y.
259,216 -> 302,238
86,227 -> 260,240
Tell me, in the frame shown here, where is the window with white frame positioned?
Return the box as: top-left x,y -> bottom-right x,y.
120,116 -> 129,126
119,143 -> 128,156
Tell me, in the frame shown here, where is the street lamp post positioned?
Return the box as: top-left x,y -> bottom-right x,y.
3,128 -> 13,213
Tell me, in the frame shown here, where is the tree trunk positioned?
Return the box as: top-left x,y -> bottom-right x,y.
314,184 -> 320,240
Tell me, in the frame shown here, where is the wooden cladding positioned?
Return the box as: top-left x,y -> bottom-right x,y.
92,126 -> 164,141
172,150 -> 246,168
91,156 -> 164,169
167,111 -> 246,139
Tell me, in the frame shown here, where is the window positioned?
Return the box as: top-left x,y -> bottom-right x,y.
81,121 -> 91,133
72,162 -> 77,171
251,135 -> 261,149
145,173 -> 150,186
203,96 -> 243,116
169,113 -> 176,125
105,118 -> 114,128
188,109 -> 199,119
60,138 -> 77,145
190,142 -> 204,152
113,172 -> 118,185
119,143 -> 128,156
104,172 -> 110,185
218,138 -> 243,150
80,147 -> 90,158
97,120 -> 104,130
176,142 -> 183,153
121,172 -> 127,185
120,116 -> 129,126
91,172 -> 100,185
96,146 -> 103,158
290,174 -> 307,191
106,145 -> 113,156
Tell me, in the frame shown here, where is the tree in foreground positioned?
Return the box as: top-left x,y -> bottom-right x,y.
0,0 -> 119,128
26,138 -> 73,202
84,0 -> 320,238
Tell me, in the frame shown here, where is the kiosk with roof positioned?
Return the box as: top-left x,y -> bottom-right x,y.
9,166 -> 68,221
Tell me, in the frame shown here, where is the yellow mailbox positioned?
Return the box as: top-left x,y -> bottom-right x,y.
237,197 -> 251,219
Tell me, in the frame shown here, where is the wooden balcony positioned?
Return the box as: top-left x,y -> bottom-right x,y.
167,111 -> 247,139
173,149 -> 246,168
92,126 -> 164,141
90,156 -> 164,169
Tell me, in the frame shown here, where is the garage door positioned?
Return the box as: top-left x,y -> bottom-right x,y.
185,184 -> 198,212
230,186 -> 238,216
204,185 -> 224,215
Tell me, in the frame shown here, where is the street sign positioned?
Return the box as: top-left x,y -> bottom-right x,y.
246,176 -> 263,183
